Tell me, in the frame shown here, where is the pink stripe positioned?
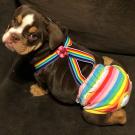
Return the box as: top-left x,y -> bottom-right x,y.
128,81 -> 132,94
90,67 -> 119,105
83,66 -> 110,105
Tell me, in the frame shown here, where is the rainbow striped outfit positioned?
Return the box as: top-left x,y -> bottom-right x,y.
35,37 -> 132,114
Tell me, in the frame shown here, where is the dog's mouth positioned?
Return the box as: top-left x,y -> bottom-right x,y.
3,35 -> 42,55
3,35 -> 26,54
2,34 -> 23,52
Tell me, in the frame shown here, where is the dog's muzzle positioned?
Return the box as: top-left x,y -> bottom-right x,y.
2,32 -> 21,51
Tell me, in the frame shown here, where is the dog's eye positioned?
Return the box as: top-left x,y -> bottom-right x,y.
28,33 -> 38,42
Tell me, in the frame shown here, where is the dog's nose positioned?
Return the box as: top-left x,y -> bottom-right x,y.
11,33 -> 20,42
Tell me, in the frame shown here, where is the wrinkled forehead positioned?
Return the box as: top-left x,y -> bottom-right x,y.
19,14 -> 34,26
8,14 -> 34,35
14,8 -> 34,25
14,6 -> 42,24
10,7 -> 43,34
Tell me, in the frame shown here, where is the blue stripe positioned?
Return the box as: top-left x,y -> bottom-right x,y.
68,60 -> 81,86
69,54 -> 95,65
79,65 -> 104,104
68,53 -> 95,64
36,55 -> 59,70
69,58 -> 83,85
64,37 -> 70,47
68,52 -> 94,60
36,55 -> 58,69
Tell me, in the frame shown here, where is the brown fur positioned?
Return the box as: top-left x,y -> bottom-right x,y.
103,56 -> 114,66
29,26 -> 38,33
16,15 -> 22,24
30,84 -> 48,96
106,109 -> 127,125
82,109 -> 127,126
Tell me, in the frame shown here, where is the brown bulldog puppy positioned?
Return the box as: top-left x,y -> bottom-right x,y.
2,5 -> 131,126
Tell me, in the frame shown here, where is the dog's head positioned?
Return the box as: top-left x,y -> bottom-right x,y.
2,5 -> 64,55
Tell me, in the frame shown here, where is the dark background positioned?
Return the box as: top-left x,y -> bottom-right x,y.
0,0 -> 135,135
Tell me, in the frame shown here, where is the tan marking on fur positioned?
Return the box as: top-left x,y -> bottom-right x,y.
103,56 -> 114,66
12,37 -> 42,55
106,109 -> 127,125
30,84 -> 48,96
29,26 -> 38,33
16,15 -> 22,24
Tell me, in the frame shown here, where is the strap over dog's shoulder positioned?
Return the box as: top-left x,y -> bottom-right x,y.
34,37 -> 96,86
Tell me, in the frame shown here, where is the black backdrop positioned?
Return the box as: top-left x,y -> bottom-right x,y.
21,0 -> 135,55
0,0 -> 135,135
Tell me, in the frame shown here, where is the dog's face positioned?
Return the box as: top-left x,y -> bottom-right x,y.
2,5 -> 64,55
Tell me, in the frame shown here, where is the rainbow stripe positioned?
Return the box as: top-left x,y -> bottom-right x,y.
34,36 -> 132,114
35,52 -> 59,70
64,37 -> 73,47
77,64 -> 132,114
67,47 -> 95,65
68,57 -> 85,84
34,37 -> 96,85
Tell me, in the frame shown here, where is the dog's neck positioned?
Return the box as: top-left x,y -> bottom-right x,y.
32,37 -> 96,86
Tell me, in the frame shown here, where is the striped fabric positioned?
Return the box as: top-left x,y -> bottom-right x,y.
67,48 -> 95,84
35,37 -> 73,71
76,64 -> 132,114
34,37 -> 132,114
35,51 -> 59,71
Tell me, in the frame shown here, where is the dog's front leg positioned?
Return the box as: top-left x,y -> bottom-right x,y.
30,84 -> 48,97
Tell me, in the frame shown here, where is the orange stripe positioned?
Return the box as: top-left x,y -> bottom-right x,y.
35,52 -> 57,66
87,67 -> 113,105
101,77 -> 129,113
67,48 -> 95,59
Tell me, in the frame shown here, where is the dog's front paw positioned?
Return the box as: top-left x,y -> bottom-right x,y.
30,84 -> 48,97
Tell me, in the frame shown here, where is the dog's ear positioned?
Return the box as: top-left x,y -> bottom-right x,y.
47,22 -> 64,50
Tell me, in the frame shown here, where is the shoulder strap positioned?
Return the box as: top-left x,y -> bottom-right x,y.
35,51 -> 59,71
34,37 -> 96,86
66,44 -> 95,85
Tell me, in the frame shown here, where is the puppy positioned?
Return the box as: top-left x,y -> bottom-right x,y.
2,5 -> 132,126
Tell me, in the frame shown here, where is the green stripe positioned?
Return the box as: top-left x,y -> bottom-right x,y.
64,37 -> 70,47
80,65 -> 104,103
69,58 -> 83,84
101,72 -> 125,106
68,52 -> 94,62
35,54 -> 58,69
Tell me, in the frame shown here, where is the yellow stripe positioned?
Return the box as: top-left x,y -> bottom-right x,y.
110,78 -> 128,105
35,52 -> 57,66
83,67 -> 104,101
68,39 -> 72,46
67,48 -> 95,60
85,66 -> 129,114
70,50 -> 94,59
91,104 -> 111,111
72,59 -> 85,81
109,68 -> 128,105
85,109 -> 106,114
117,92 -> 129,109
